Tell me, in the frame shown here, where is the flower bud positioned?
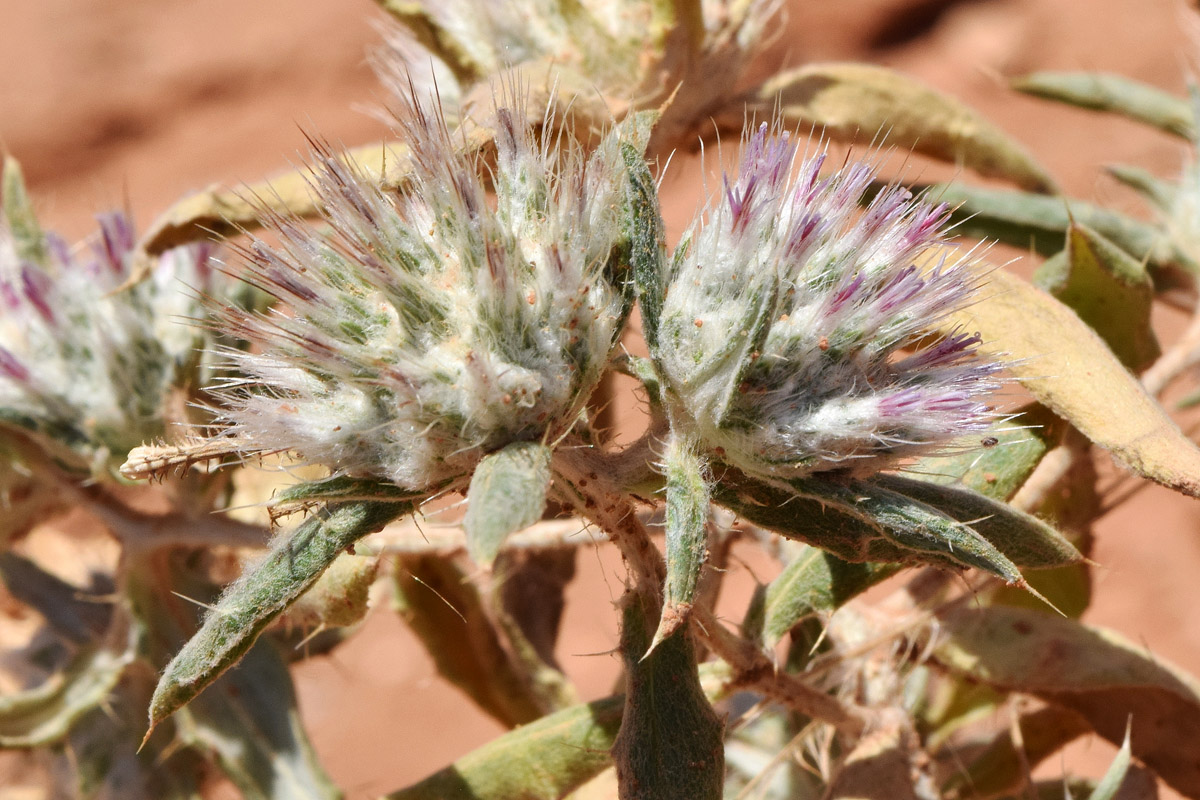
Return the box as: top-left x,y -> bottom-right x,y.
654,124 -> 1004,479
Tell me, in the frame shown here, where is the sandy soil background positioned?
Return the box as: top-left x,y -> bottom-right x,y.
3,0 -> 1200,797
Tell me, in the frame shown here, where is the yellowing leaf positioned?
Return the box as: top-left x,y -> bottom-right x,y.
750,63 -> 1057,193
935,606 -> 1200,797
939,260 -> 1200,499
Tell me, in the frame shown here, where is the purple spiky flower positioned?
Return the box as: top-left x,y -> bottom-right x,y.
206,90 -> 638,491
653,123 -> 1004,479
0,173 -> 222,473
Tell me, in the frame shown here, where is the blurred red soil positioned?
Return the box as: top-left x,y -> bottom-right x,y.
3,1 -> 1200,797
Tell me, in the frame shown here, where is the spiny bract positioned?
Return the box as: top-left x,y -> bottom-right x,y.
654,124 -> 1004,480
211,91 -> 635,490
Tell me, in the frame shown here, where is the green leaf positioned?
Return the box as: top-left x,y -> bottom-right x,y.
1105,163 -> 1177,211
762,548 -> 898,646
714,477 -> 931,564
908,404 -> 1056,501
1034,223 -> 1159,372
393,553 -> 555,726
1,156 -> 48,266
0,640 -> 134,747
1014,71 -> 1194,140
935,605 -> 1200,797
1087,720 -> 1133,800
915,182 -> 1199,273
611,592 -> 724,800
386,695 -> 623,800
941,706 -> 1091,800
934,259 -> 1200,499
271,476 -> 420,510
464,441 -> 553,568
622,140 -> 668,351
789,478 -> 1024,583
752,63 -> 1057,192
872,475 -> 1083,570
148,501 -> 409,732
655,431 -> 710,646
177,638 -> 342,800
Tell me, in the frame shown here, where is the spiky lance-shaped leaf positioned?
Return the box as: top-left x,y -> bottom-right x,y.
147,501 -> 410,733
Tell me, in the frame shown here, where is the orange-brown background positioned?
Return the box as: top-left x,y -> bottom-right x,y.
2,1 -> 1199,797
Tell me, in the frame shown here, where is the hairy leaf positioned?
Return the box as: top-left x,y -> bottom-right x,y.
789,478 -> 1024,582
656,431 -> 710,646
873,475 -> 1082,570
935,606 -> 1200,797
148,501 -> 409,732
271,476 -> 421,510
385,695 -> 623,800
464,441 -> 553,568
1014,71 -> 1194,140
611,592 -> 724,800
762,548 -> 898,646
623,140 -> 668,351
177,638 -> 342,800
909,404 -> 1057,501
935,260 -> 1200,498
1034,223 -> 1159,372
751,63 -> 1057,192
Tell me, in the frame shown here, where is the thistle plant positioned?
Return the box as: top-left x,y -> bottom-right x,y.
6,3 -> 1200,800
208,92 -> 633,492
0,159 -> 224,477
652,126 -> 1002,481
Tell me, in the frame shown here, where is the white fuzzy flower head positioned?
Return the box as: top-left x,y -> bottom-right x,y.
212,91 -> 634,490
654,124 -> 1004,479
0,210 -> 221,472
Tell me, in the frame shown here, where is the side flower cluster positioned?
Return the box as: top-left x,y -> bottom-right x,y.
0,200 -> 221,473
653,124 -> 1004,480
210,94 -> 634,490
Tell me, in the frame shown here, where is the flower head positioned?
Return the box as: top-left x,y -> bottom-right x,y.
210,91 -> 635,490
653,124 -> 1003,479
0,177 -> 223,473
